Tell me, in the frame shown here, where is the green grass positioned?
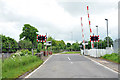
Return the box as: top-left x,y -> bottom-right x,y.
62,51 -> 80,54
0,59 -> 2,80
52,53 -> 56,54
101,53 -> 120,64
2,55 -> 43,80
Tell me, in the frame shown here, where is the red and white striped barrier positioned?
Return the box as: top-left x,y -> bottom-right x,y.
81,17 -> 85,50
87,6 -> 94,48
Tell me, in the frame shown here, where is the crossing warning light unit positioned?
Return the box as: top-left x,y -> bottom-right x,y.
90,35 -> 99,42
37,35 -> 46,42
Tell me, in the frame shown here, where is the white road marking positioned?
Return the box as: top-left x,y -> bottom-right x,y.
67,57 -> 71,60
84,56 -> 118,74
67,57 -> 73,64
25,55 -> 53,78
54,54 -> 59,55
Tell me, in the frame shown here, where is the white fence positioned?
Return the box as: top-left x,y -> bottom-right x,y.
81,47 -> 114,57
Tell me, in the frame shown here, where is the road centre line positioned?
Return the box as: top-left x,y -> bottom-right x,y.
67,57 -> 71,60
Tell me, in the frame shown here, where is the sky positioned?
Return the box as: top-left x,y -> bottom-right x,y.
0,0 -> 119,43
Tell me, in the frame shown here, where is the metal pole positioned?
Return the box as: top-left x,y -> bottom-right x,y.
51,41 -> 52,52
71,32 -> 72,51
101,40 -> 102,49
46,33 -> 47,56
96,26 -> 98,57
96,26 -> 98,49
105,19 -> 109,47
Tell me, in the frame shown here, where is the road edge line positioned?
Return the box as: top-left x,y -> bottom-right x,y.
84,56 -> 118,74
25,55 -> 53,78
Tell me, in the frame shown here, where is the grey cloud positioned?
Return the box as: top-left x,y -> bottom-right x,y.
0,0 -> 118,42
58,2 -> 118,17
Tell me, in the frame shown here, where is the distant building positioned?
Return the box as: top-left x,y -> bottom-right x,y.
113,39 -> 120,53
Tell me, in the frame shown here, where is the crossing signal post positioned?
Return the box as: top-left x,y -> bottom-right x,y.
37,35 -> 47,56
90,35 -> 99,57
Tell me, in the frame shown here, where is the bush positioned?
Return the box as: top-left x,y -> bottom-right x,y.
37,43 -> 42,52
21,49 -> 32,56
11,49 -> 32,57
18,40 -> 32,49
101,53 -> 119,63
33,49 -> 37,55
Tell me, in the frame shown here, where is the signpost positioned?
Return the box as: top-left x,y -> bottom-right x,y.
44,41 -> 52,46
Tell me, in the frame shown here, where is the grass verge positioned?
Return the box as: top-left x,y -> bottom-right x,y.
0,59 -> 2,80
62,51 -> 80,54
101,53 -> 120,64
2,55 -> 43,80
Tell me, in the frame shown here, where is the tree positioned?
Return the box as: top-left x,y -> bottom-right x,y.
19,24 -> 38,48
47,36 -> 66,52
71,41 -> 80,51
18,40 -> 32,49
59,40 -> 66,49
66,43 -> 71,47
47,36 -> 56,46
104,36 -> 113,47
2,35 -> 18,53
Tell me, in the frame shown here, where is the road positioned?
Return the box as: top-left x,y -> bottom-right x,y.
26,54 -> 118,78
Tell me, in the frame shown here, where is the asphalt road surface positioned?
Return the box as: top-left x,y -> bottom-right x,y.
26,54 -> 118,78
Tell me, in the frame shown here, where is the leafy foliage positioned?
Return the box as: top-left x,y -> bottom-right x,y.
104,36 -> 113,47
37,43 -> 42,52
2,35 -> 18,53
66,43 -> 71,47
101,53 -> 119,63
71,41 -> 80,51
18,40 -> 32,49
80,36 -> 113,49
11,49 -> 32,57
47,36 -> 66,53
19,24 -> 38,48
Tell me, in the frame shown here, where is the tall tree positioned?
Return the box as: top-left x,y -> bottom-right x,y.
104,36 -> 113,47
47,36 -> 57,46
19,24 -> 38,48
2,35 -> 18,53
71,41 -> 80,51
66,43 -> 71,47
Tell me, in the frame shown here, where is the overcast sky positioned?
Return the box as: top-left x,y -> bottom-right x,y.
0,0 -> 119,43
